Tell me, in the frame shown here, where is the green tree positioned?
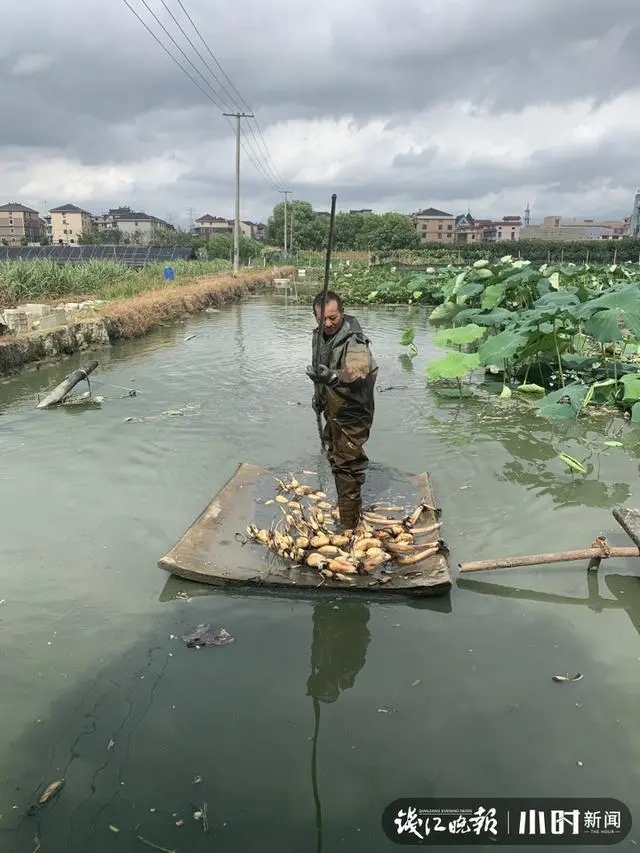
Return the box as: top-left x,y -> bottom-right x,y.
204,234 -> 261,261
266,200 -> 327,250
358,213 -> 421,252
333,212 -> 368,250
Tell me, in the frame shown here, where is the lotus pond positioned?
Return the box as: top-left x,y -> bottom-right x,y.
324,258 -> 640,436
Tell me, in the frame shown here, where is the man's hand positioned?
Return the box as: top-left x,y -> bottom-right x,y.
306,364 -> 339,386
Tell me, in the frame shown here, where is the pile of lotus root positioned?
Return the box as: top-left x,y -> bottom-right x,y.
240,473 -> 444,583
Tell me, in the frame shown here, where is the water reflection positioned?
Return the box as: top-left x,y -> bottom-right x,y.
398,354 -> 414,374
306,600 -> 371,704
424,402 -> 634,509
458,569 -> 640,637
307,600 -> 371,853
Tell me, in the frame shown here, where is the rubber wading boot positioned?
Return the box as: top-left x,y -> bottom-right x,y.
338,496 -> 362,532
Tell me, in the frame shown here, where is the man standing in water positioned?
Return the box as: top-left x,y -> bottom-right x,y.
306,291 -> 378,532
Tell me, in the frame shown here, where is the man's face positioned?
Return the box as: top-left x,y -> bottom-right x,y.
315,299 -> 344,335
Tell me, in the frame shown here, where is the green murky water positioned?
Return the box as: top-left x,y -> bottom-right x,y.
1,292 -> 640,851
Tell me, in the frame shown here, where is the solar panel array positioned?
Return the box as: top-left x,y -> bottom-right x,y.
0,245 -> 197,266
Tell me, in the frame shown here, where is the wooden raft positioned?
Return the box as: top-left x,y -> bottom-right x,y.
158,462 -> 452,597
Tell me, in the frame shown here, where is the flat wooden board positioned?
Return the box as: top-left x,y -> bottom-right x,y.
612,506 -> 640,549
158,461 -> 452,597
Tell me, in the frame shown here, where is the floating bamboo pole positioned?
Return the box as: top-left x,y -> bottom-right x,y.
459,546 -> 640,573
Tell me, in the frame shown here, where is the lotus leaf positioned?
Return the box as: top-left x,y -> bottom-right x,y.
535,383 -> 588,420
620,373 -> 640,403
455,282 -> 485,302
477,329 -> 529,367
557,452 -> 586,473
481,283 -> 506,310
456,307 -> 515,327
400,328 -> 416,347
435,324 -> 485,346
426,351 -> 480,380
428,302 -> 466,326
584,310 -> 625,342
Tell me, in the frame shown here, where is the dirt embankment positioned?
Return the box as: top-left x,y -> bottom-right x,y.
0,267 -> 296,376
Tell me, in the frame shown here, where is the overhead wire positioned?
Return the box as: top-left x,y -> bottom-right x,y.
132,0 -> 282,190
172,0 -> 289,190
121,0 -> 288,192
160,0 -> 287,190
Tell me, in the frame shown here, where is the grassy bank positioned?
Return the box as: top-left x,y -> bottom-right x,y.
101,267 -> 296,337
0,266 -> 296,375
0,259 -> 242,304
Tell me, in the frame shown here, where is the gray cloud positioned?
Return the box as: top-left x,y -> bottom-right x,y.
1,0 -> 639,226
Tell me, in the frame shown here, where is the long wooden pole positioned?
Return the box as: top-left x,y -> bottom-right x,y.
459,546 -> 640,573
313,193 -> 338,450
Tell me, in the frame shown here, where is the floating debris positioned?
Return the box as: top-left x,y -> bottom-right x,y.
38,778 -> 65,805
185,334 -> 197,342
552,673 -> 583,683
108,825 -> 120,833
62,392 -> 104,406
182,625 -> 234,648
136,835 -> 176,853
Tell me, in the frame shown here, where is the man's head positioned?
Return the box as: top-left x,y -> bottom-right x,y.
313,290 -> 344,336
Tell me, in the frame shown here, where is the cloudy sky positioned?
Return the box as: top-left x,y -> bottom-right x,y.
2,0 -> 639,229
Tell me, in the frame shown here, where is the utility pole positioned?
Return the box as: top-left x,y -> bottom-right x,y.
223,112 -> 254,274
280,190 -> 292,258
289,205 -> 295,256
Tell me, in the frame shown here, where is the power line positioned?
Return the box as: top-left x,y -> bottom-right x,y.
172,0 -> 288,189
161,0 -> 286,190
122,0 -> 287,192
133,0 -> 276,188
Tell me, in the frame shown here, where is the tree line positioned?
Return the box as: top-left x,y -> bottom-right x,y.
32,199 -> 639,265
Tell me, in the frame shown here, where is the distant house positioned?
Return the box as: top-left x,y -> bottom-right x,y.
49,203 -> 94,244
0,203 -> 45,245
454,212 -> 479,244
192,215 -> 264,240
192,214 -> 233,238
411,207 -> 456,243
454,213 -> 522,243
521,215 -> 628,242
482,216 -> 522,242
244,221 -> 266,240
93,206 -> 175,244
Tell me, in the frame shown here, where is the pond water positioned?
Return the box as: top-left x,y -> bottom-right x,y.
1,291 -> 639,851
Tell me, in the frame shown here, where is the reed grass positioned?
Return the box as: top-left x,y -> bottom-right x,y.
0,259 -> 234,304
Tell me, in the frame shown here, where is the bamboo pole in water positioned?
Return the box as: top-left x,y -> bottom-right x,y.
459,546 -> 640,573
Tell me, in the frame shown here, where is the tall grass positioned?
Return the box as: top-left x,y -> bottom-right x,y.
0,259 -> 234,304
